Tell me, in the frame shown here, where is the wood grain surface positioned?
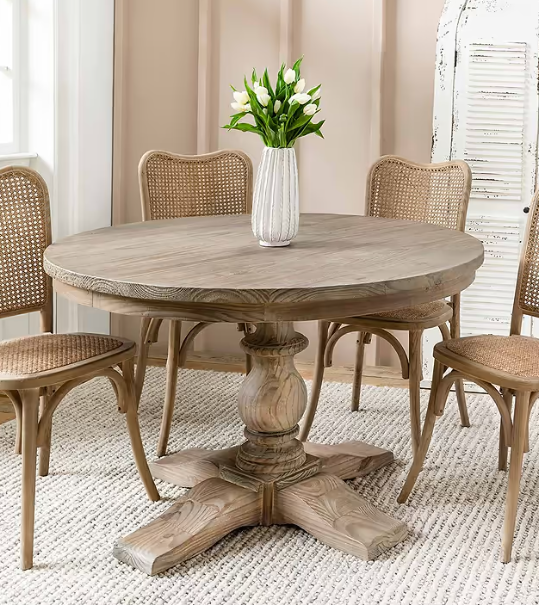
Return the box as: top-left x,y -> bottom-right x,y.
44,214 -> 483,322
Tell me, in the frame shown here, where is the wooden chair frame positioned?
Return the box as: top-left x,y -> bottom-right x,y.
0,166 -> 159,570
135,149 -> 254,457
398,188 -> 539,562
300,156 -> 473,455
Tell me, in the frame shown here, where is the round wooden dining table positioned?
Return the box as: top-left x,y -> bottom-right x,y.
43,213 -> 484,575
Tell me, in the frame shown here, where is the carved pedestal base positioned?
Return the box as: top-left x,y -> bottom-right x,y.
113,441 -> 405,575
113,323 -> 407,575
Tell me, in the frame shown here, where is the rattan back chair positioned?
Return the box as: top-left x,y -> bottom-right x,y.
367,155 -> 469,230
300,156 -> 473,456
398,188 -> 539,563
136,150 -> 254,457
0,166 -> 158,570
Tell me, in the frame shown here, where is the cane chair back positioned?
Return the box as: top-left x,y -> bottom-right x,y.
513,190 -> 539,328
0,167 -> 52,322
366,155 -> 472,233
139,149 -> 253,221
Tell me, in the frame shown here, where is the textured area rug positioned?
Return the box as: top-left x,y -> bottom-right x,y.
1,367 -> 539,605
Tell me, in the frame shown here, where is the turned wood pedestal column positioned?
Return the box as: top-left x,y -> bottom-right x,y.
113,323 -> 407,575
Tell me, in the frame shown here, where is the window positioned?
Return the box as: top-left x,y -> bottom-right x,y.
0,0 -> 20,154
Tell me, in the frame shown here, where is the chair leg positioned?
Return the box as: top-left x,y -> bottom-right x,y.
38,390 -> 52,477
455,380 -> 470,428
135,317 -> 152,406
299,321 -> 330,442
351,332 -> 368,412
14,404 -> 22,456
398,358 -> 444,504
499,389 -> 514,472
408,330 -> 423,456
157,320 -> 182,457
501,391 -> 530,563
122,359 -> 160,502
20,388 -> 40,571
449,303 -> 471,428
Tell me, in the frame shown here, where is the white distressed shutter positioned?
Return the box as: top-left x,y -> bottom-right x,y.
425,0 -> 539,381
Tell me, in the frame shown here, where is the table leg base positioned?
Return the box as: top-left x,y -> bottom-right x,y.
115,441 -> 405,575
149,441 -> 394,487
113,478 -> 260,576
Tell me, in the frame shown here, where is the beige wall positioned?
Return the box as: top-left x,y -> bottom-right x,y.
112,0 -> 446,367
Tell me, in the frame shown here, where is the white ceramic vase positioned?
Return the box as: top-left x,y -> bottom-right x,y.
252,146 -> 299,247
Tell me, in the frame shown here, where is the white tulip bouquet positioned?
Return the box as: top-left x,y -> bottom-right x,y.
223,57 -> 324,148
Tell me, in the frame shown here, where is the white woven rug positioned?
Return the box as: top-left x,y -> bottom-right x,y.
1,367 -> 539,605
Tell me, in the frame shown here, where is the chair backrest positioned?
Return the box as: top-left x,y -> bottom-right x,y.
511,189 -> 539,332
366,155 -> 472,233
138,149 -> 253,221
0,166 -> 52,325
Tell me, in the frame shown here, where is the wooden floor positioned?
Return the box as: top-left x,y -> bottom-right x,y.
0,350 -> 407,427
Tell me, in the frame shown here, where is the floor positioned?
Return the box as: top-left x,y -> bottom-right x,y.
0,367 -> 538,605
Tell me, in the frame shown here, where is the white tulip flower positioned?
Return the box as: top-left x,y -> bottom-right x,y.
257,92 -> 271,107
274,100 -> 282,113
289,92 -> 311,105
303,103 -> 317,116
294,78 -> 306,94
231,102 -> 250,112
284,68 -> 296,84
254,85 -> 268,96
233,90 -> 249,105
311,87 -> 321,101
252,80 -> 259,88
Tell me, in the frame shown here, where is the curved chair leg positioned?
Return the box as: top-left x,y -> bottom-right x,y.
135,317 -> 152,406
157,320 -> 182,457
38,389 -> 53,477
299,321 -> 330,442
6,391 -> 23,455
449,305 -> 470,428
122,359 -> 160,502
455,380 -> 470,427
499,389 -> 514,471
408,330 -> 423,456
501,391 -> 530,563
20,388 -> 40,570
398,359 -> 446,504
351,333 -> 371,413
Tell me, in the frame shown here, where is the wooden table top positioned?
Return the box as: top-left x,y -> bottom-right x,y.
44,214 -> 484,322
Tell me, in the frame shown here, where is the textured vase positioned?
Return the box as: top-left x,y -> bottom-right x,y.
252,147 -> 299,247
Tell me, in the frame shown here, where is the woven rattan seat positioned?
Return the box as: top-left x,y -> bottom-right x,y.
367,300 -> 452,323
440,335 -> 539,379
0,334 -> 125,380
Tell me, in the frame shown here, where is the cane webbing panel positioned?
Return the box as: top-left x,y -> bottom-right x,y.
369,300 -> 450,322
444,334 -> 539,379
0,167 -> 51,318
143,151 -> 252,220
367,156 -> 470,231
518,191 -> 539,317
0,334 -> 125,377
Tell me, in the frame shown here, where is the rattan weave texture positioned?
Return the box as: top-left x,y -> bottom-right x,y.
0,168 -> 51,317
142,151 -> 252,220
444,334 -> 539,378
369,300 -> 450,322
0,334 -> 125,377
518,191 -> 539,317
368,156 -> 469,231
